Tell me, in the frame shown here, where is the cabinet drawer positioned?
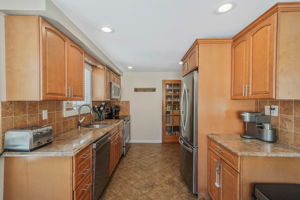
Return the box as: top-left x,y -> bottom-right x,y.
208,139 -> 240,171
74,173 -> 92,200
75,146 -> 92,166
75,156 -> 92,187
74,146 -> 92,187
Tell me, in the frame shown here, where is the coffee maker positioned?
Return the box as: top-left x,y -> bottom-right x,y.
108,105 -> 121,119
240,112 -> 277,143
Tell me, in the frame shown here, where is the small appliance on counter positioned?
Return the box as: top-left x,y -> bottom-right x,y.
253,183 -> 300,200
107,105 -> 121,119
4,125 -> 53,151
240,112 -> 277,143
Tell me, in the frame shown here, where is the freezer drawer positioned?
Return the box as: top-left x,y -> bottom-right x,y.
179,137 -> 198,195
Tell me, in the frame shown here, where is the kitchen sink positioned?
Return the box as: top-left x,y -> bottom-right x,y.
84,124 -> 111,129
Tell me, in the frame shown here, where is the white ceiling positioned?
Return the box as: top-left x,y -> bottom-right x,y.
52,0 -> 297,72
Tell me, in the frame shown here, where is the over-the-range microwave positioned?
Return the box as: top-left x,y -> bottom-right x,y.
110,82 -> 121,99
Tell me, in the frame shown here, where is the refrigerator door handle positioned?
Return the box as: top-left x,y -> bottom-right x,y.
179,137 -> 193,153
181,84 -> 187,131
181,86 -> 185,129
181,84 -> 189,131
184,88 -> 189,130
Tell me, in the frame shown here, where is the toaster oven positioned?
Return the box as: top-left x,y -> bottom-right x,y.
4,125 -> 53,151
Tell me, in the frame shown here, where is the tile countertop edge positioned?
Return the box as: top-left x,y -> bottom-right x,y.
2,119 -> 124,157
207,134 -> 300,158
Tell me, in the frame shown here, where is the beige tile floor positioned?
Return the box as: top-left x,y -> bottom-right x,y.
100,143 -> 198,200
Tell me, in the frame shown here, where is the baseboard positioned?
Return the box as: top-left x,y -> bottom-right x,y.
129,140 -> 162,143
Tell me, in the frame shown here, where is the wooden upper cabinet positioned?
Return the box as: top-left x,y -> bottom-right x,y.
5,16 -> 85,101
182,43 -> 199,76
231,36 -> 249,99
220,160 -> 239,200
182,59 -> 188,76
232,3 -> 300,100
248,14 -> 276,99
67,41 -> 84,100
105,68 -> 111,100
187,44 -> 199,72
92,65 -> 106,101
41,20 -> 68,100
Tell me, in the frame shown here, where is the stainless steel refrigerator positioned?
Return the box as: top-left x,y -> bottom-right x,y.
180,70 -> 198,195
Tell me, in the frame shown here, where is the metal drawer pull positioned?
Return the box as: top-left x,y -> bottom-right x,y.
81,168 -> 90,176
82,183 -> 91,192
81,154 -> 89,160
215,148 -> 223,154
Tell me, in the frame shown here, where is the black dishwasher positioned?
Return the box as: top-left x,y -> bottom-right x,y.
93,133 -> 111,200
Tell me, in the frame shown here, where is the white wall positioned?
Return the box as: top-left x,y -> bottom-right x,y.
121,72 -> 181,143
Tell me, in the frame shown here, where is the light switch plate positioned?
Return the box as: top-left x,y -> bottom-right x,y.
42,110 -> 48,120
265,105 -> 271,115
270,105 -> 279,116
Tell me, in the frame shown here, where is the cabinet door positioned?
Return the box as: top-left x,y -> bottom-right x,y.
231,35 -> 249,99
105,68 -> 111,100
208,150 -> 220,200
182,60 -> 188,76
41,20 -> 68,100
220,161 -> 239,200
92,65 -> 106,101
248,13 -> 277,99
67,42 -> 84,100
187,45 -> 198,72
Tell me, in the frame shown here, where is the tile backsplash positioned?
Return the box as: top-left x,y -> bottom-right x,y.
1,101 -> 93,137
256,100 -> 300,148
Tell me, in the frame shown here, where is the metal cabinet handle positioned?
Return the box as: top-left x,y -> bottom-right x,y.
81,168 -> 90,176
71,87 -> 74,97
245,84 -> 249,96
82,183 -> 91,192
81,154 -> 89,160
215,148 -> 223,154
215,162 -> 221,188
67,87 -> 70,98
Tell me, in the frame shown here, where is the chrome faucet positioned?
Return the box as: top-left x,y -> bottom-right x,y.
78,104 -> 93,130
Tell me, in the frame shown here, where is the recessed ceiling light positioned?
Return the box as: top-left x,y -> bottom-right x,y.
127,66 -> 133,69
216,3 -> 234,14
101,26 -> 113,33
179,61 -> 183,65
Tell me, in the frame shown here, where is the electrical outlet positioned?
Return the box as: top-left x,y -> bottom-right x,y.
270,105 -> 279,116
264,105 -> 271,115
42,110 -> 48,120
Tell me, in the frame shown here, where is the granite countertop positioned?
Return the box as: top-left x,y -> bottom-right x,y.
3,119 -> 124,157
208,134 -> 300,157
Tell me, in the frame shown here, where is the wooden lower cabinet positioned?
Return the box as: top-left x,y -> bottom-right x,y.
208,150 -> 239,200
207,137 -> 300,200
4,145 -> 93,200
109,124 -> 124,175
220,160 -> 239,200
208,150 -> 221,200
